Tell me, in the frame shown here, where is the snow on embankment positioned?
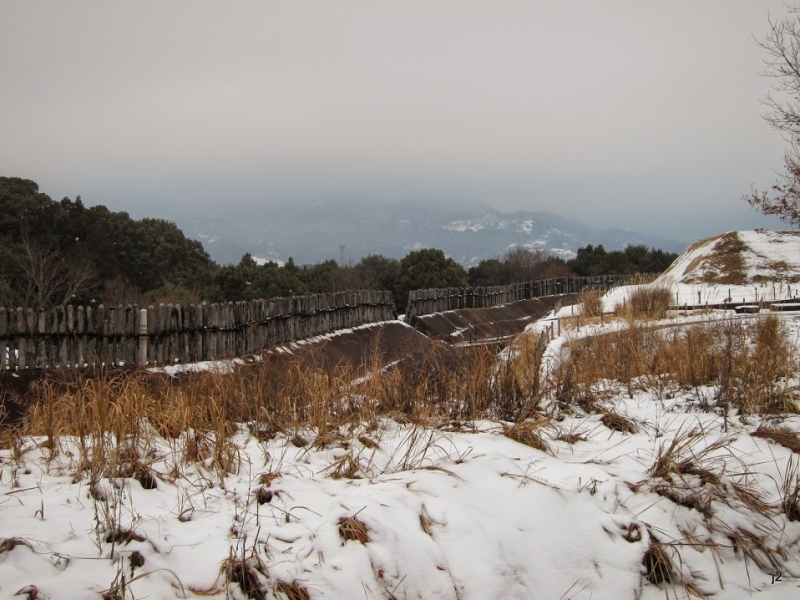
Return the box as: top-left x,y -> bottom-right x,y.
598,230 -> 800,308
661,230 -> 800,285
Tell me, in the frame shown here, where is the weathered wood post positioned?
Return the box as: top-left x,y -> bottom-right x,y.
138,308 -> 148,366
16,308 -> 26,370
0,308 -> 7,371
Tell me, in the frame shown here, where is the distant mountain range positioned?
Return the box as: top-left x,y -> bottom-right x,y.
170,198 -> 688,266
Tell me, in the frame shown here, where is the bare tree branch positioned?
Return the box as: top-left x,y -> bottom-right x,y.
746,9 -> 800,226
0,233 -> 97,310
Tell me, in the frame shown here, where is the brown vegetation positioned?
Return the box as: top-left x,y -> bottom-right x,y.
682,232 -> 747,285
625,284 -> 672,318
554,315 -> 799,415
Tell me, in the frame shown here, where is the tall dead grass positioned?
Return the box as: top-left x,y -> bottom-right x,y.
621,284 -> 672,320
554,315 -> 798,415
12,334 -> 548,479
579,288 -> 604,319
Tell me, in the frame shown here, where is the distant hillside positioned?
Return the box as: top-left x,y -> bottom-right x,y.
174,199 -> 686,265
660,230 -> 800,284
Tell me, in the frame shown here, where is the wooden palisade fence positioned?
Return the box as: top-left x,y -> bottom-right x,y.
0,291 -> 395,371
0,275 -> 635,371
404,275 -> 632,321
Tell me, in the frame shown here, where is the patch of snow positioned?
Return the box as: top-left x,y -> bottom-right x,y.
252,256 -> 285,267
443,220 -> 486,232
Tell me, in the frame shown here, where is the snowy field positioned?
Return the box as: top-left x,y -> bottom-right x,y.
2,288 -> 800,599
2,395 -> 799,599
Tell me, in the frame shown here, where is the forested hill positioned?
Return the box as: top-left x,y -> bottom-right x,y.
0,177 -> 216,309
0,177 -> 678,312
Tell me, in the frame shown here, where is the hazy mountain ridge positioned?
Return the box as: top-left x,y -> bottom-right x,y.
178,200 -> 687,266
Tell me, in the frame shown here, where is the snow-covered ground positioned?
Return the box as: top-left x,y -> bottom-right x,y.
2,285 -> 800,599
607,280 -> 798,308
2,384 -> 799,598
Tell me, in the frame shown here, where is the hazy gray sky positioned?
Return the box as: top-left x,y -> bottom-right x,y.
1,0 -> 794,241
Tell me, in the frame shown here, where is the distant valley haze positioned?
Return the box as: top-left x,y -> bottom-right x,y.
167,197 -> 690,267
0,0 -> 790,263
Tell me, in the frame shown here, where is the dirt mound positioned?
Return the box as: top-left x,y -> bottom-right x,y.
661,230 -> 800,285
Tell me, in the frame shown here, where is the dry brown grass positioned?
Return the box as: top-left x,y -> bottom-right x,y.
752,426 -> 800,453
641,534 -> 712,598
275,580 -> 311,600
579,288 -> 604,319
647,427 -> 727,483
338,515 -> 370,544
2,314 -> 554,478
625,284 -> 672,319
554,425 -> 587,445
555,315 -> 798,415
104,528 -> 146,545
632,423 -> 800,589
781,457 -> 800,521
5,298 -> 800,599
642,535 -> 674,586
254,487 -> 273,505
601,411 -> 638,434
222,555 -> 268,600
503,419 -> 551,453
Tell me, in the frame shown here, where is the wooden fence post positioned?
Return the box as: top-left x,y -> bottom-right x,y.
138,308 -> 148,366
0,308 -> 7,371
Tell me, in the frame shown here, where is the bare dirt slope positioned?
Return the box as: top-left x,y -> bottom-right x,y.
269,320 -> 446,370
409,295 -> 575,344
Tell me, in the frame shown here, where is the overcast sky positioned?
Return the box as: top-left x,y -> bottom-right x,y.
1,1 -> 794,242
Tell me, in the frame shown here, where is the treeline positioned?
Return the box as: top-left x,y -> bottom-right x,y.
566,244 -> 678,276
0,177 -> 678,314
